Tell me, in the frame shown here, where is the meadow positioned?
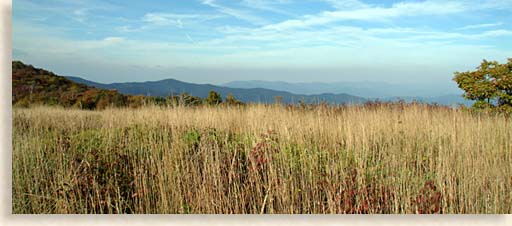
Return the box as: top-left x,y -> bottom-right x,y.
12,103 -> 512,214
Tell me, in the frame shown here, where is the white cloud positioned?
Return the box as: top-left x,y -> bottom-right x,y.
263,0 -> 468,31
473,29 -> 512,38
102,37 -> 125,44
142,13 -> 212,27
201,0 -> 268,25
240,0 -> 295,16
72,8 -> 88,22
17,0 -> 120,24
457,22 -> 503,30
322,0 -> 370,10
117,12 -> 223,32
391,28 -> 512,41
209,21 -> 512,54
478,0 -> 512,9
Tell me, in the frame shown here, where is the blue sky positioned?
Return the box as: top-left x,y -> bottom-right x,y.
12,0 -> 512,94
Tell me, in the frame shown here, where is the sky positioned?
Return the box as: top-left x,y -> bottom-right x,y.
12,0 -> 512,94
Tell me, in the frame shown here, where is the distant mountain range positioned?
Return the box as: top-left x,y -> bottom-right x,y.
223,80 -> 461,97
67,77 -> 367,105
223,80 -> 472,106
13,60 -> 471,107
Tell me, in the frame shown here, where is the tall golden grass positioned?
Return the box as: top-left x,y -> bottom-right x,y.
12,104 -> 512,213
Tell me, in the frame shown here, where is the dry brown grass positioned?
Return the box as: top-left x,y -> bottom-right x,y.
12,104 -> 512,213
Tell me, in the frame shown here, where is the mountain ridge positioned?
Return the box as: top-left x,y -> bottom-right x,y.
223,80 -> 471,106
224,80 -> 460,96
67,76 -> 367,105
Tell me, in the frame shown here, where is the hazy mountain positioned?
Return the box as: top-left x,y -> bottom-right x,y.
379,95 -> 473,106
224,80 -> 471,106
223,80 -> 461,98
67,77 -> 367,105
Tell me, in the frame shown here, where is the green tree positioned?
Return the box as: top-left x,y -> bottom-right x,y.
205,90 -> 222,106
453,58 -> 512,113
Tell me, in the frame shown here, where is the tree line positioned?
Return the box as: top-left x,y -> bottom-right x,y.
127,91 -> 245,108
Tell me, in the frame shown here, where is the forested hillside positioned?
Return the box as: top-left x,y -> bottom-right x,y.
13,61 -> 132,109
12,61 -> 200,109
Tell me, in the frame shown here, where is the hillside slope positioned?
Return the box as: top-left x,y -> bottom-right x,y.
13,61 -> 130,109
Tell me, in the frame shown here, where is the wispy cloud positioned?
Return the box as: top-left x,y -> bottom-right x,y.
72,8 -> 88,22
478,0 -> 512,10
456,22 -> 503,30
473,29 -> 512,38
186,34 -> 196,44
102,37 -> 125,44
240,0 -> 296,16
201,0 -> 268,25
212,24 -> 512,48
262,0 -> 468,31
322,0 -> 370,10
117,12 -> 222,32
16,0 -> 120,28
143,13 -> 200,27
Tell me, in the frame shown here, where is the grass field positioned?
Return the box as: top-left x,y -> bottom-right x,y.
12,104 -> 512,214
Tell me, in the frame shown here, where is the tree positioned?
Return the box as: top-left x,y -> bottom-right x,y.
205,90 -> 222,106
225,93 -> 244,106
453,58 -> 512,113
174,92 -> 203,106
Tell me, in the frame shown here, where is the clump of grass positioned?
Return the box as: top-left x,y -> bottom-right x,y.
12,104 -> 512,213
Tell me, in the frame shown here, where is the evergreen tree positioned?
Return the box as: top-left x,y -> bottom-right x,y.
205,90 -> 222,106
